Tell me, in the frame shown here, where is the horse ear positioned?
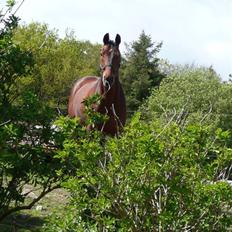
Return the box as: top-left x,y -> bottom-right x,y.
115,34 -> 121,46
103,33 -> 109,44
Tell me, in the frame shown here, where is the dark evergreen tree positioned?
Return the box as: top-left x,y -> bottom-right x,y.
121,31 -> 165,113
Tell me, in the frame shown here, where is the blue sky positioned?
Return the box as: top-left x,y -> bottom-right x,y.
1,0 -> 232,80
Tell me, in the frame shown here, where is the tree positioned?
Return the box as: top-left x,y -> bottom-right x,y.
121,31 -> 165,113
216,81 -> 232,133
0,3 -> 82,222
13,23 -> 101,108
142,65 -> 232,137
0,3 -> 33,121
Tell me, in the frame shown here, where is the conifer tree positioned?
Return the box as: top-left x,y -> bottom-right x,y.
121,31 -> 165,113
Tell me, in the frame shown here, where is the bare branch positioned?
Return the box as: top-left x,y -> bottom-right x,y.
200,101 -> 213,124
0,120 -> 11,127
155,109 -> 176,139
158,103 -> 168,119
0,184 -> 60,222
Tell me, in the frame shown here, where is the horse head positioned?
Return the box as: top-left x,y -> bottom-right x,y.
100,33 -> 121,86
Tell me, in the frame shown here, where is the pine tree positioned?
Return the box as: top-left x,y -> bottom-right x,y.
121,31 -> 165,113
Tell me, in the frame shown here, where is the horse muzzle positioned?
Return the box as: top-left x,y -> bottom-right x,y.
102,65 -> 112,79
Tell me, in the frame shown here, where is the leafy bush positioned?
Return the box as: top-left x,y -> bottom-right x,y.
44,113 -> 232,231
0,91 -> 65,221
142,66 -> 218,122
142,65 -> 232,134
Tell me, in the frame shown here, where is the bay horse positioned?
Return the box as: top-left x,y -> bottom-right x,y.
68,33 -> 126,136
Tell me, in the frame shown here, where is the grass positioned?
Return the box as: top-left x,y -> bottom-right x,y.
0,188 -> 69,232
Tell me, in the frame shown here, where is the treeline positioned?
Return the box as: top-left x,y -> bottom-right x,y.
0,2 -> 232,231
12,23 -> 165,113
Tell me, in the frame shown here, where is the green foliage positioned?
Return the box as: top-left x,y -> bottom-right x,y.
0,91 -> 107,222
0,5 -> 231,230
44,113 -> 232,231
13,23 -> 101,107
82,94 -> 109,127
0,8 -> 33,120
0,6 -> 81,222
216,81 -> 232,132
0,90 -> 61,221
121,31 -> 165,113
6,0 -> 15,8
142,65 -> 232,132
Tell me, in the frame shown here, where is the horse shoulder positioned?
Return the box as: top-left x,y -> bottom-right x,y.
71,76 -> 99,95
68,76 -> 100,117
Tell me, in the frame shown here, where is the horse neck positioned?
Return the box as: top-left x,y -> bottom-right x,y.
112,69 -> 120,83
100,70 -> 120,96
